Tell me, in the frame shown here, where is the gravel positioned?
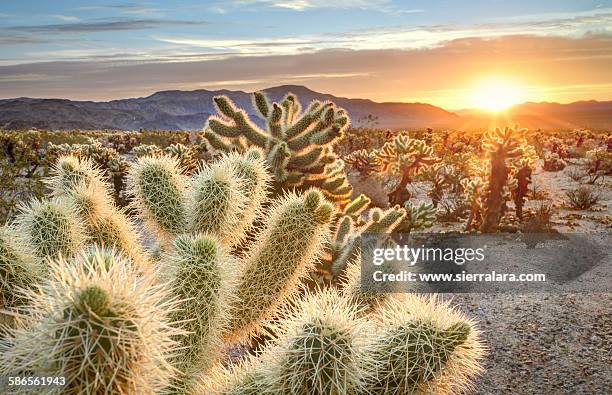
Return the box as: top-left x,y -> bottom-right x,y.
450,292 -> 612,394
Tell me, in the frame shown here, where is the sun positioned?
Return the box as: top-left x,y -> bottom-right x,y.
469,77 -> 525,112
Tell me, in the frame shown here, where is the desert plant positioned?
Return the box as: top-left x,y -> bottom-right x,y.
479,126 -> 523,232
363,294 -> 485,394
162,233 -> 238,391
375,134 -> 437,205
204,91 -> 353,204
0,226 -> 43,327
509,143 -> 538,221
542,152 -> 566,171
566,185 -> 600,210
566,167 -> 587,182
126,155 -> 188,240
14,198 -> 85,261
0,247 -> 182,394
396,202 -> 437,234
229,189 -> 333,341
264,288 -> 369,394
585,147 -> 612,184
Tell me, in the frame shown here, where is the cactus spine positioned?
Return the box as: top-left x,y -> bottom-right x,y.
229,189 -> 333,342
0,247 -> 182,394
14,198 -> 85,261
364,294 -> 485,394
126,155 -> 187,239
0,226 -> 42,327
264,288 -> 369,394
163,233 -> 238,391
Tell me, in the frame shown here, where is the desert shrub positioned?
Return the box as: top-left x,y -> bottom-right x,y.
566,185 -> 600,210
543,153 -> 567,171
0,131 -> 47,223
566,166 -> 587,182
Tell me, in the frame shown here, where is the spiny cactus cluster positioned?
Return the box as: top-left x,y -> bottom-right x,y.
202,288 -> 485,395
1,144 -> 486,393
460,126 -> 537,232
0,248 -> 182,394
317,195 -> 408,282
203,91 -> 353,204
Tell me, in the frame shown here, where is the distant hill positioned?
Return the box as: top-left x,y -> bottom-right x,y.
0,85 -> 610,131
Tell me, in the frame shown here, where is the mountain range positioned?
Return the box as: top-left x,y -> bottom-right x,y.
1,85 -> 610,131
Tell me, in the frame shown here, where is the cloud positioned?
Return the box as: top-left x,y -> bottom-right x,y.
50,14 -> 81,22
233,0 -> 394,11
8,18 -> 206,34
0,34 -> 47,45
1,34 -> 610,107
78,3 -> 162,15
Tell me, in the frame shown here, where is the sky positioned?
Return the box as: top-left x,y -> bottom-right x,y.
0,0 -> 611,109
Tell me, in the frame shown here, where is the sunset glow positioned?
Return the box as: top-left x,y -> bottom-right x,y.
469,78 -> 526,112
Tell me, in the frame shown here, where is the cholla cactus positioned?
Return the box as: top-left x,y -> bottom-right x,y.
0,226 -> 42,327
509,144 -> 538,221
0,247 -> 182,394
542,152 -> 566,171
364,294 -> 485,394
375,134 -> 437,205
14,198 -> 85,261
229,189 -> 333,342
162,233 -> 238,391
204,92 -> 353,204
344,149 -> 383,176
480,126 -> 523,233
397,202 -> 436,234
324,204 -> 407,280
585,147 -> 612,183
126,155 -> 188,239
264,288 -> 369,394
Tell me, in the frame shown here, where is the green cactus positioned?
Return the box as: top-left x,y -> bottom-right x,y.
396,202 -> 437,234
344,149 -> 383,176
204,92 -> 352,204
480,126 -> 523,232
228,189 -> 333,342
0,226 -> 43,327
0,247 -> 183,394
46,155 -> 110,198
126,155 -> 188,239
162,233 -> 238,391
376,134 -> 437,205
264,288 -> 369,395
199,356 -> 270,395
326,204 -> 407,280
364,294 -> 485,394
14,198 -> 85,261
187,158 -> 248,246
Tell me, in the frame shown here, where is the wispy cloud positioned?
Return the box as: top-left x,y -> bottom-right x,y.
8,18 -> 207,34
78,3 -> 162,15
49,14 -> 81,22
233,0 -> 393,11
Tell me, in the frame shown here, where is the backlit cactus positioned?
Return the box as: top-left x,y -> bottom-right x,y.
264,288 -> 369,395
204,91 -> 353,204
364,294 -> 485,394
126,155 -> 188,239
14,198 -> 85,261
187,159 -> 248,245
480,126 -> 523,232
229,189 -> 333,342
0,247 -> 182,394
0,226 -> 42,326
162,233 -> 238,391
397,202 -> 437,234
376,134 -> 437,205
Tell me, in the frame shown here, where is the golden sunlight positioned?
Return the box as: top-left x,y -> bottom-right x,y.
469,77 -> 525,112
